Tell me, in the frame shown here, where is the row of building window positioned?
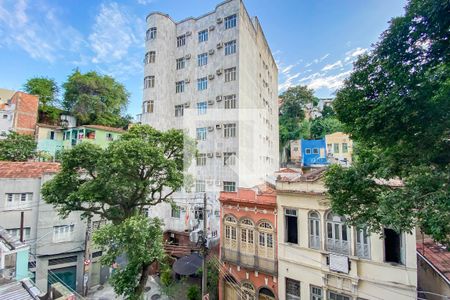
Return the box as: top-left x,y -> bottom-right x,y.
5,193 -> 33,208
146,14 -> 236,43
196,152 -> 236,166
196,123 -> 236,140
195,180 -> 236,192
144,95 -> 237,115
174,40 -> 237,70
286,278 -> 350,300
144,67 -> 237,91
284,209 -> 405,264
223,216 -> 275,260
327,143 -> 349,154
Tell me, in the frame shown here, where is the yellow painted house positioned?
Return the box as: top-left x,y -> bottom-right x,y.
325,132 -> 353,164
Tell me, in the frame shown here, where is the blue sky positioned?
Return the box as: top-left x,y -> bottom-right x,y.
0,0 -> 407,118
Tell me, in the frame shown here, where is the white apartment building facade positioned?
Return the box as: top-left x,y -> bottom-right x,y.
276,169 -> 417,300
141,0 -> 279,245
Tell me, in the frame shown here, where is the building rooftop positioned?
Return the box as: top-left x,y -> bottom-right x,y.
81,124 -> 126,133
276,167 -> 326,183
219,183 -> 276,206
0,226 -> 28,251
417,237 -> 450,282
0,162 -> 60,179
0,279 -> 42,300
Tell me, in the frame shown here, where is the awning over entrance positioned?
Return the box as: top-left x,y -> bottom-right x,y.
172,253 -> 203,276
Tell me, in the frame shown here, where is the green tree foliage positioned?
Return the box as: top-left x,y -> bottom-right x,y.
42,124 -> 195,297
310,117 -> 344,139
62,70 -> 130,127
0,132 -> 36,161
23,77 -> 62,123
187,285 -> 201,300
23,77 -> 59,108
279,86 -> 316,157
325,0 -> 450,246
93,216 -> 165,299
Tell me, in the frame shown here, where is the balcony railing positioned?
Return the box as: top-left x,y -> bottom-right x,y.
309,235 -> 320,249
326,238 -> 350,255
356,242 -> 370,259
221,247 -> 277,275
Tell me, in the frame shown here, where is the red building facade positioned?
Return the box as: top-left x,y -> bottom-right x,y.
218,185 -> 277,300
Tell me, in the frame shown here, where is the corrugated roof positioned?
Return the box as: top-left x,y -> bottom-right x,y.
0,281 -> 35,300
0,162 -> 60,179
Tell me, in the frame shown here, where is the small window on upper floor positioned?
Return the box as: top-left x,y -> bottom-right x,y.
198,29 -> 208,43
224,40 -> 236,55
224,67 -> 236,82
305,148 -> 311,155
176,81 -> 185,93
50,131 -> 55,140
384,228 -> 405,265
144,51 -> 156,64
284,208 -> 298,244
225,14 -> 237,29
176,57 -> 185,70
198,53 -> 208,67
146,27 -> 157,40
197,101 -> 207,115
144,76 -> 155,89
177,35 -> 186,47
313,148 -> 319,154
342,143 -> 348,153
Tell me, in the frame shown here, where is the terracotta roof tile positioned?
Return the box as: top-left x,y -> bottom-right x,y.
417,237 -> 450,281
0,162 -> 60,179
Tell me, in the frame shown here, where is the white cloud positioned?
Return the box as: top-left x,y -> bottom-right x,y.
320,53 -> 330,61
279,72 -> 301,91
321,60 -> 343,71
307,70 -> 352,90
0,0 -> 86,63
137,0 -> 155,4
344,47 -> 368,62
89,3 -> 142,64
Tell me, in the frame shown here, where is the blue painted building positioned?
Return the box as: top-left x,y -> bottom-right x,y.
300,139 -> 329,166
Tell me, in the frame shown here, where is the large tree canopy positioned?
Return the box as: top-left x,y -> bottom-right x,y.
325,0 -> 450,246
279,85 -> 316,147
42,125 -> 195,298
23,77 -> 59,108
62,70 -> 130,127
0,132 -> 37,161
42,125 -> 195,222
23,77 -> 62,123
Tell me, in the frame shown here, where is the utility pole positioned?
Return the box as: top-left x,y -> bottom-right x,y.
82,217 -> 92,296
201,192 -> 208,297
19,211 -> 24,242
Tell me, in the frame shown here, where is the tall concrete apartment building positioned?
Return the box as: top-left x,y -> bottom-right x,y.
141,0 -> 279,247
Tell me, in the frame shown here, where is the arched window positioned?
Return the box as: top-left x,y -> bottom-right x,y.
224,215 -> 237,250
356,227 -> 371,259
259,287 -> 275,300
326,211 -> 350,255
242,282 -> 255,300
258,221 -> 274,259
240,219 -> 255,255
308,211 -> 321,249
